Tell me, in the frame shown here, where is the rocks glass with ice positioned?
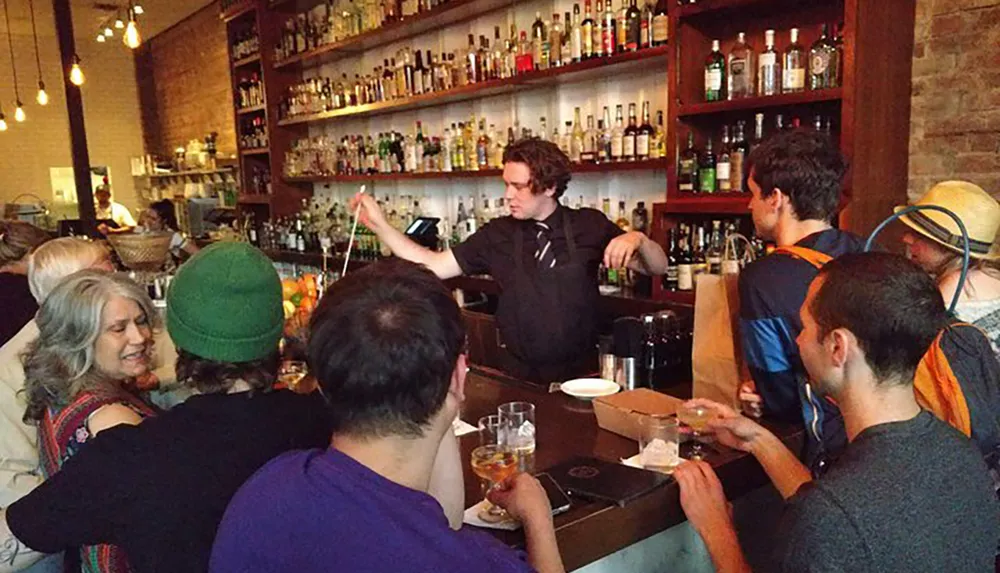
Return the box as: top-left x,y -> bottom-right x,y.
638,416 -> 680,473
498,402 -> 536,473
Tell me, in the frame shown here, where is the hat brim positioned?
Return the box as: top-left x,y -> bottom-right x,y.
894,205 -> 1000,261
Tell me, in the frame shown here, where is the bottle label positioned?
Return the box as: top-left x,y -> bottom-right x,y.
705,69 -> 723,91
811,52 -> 830,75
716,160 -> 731,182
582,24 -> 594,56
602,27 -> 614,55
759,53 -> 776,67
652,15 -> 668,44
611,137 -> 623,159
572,31 -> 583,60
679,159 -> 695,191
636,134 -> 650,158
784,68 -> 805,90
678,265 -> 693,291
623,135 -> 635,158
708,256 -> 722,275
699,167 -> 716,193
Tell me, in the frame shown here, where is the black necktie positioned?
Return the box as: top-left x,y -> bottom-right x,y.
534,221 -> 556,269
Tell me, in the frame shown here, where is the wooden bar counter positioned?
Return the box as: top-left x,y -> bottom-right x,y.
459,370 -> 804,571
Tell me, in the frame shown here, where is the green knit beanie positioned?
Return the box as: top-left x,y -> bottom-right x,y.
167,242 -> 283,363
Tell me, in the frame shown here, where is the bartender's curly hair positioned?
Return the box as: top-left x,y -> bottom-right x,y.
502,137 -> 572,199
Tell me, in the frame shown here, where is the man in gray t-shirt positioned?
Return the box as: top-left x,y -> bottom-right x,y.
674,253 -> 999,573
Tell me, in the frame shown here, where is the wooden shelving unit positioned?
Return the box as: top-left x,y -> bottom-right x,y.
237,193 -> 272,205
277,45 -> 670,126
232,53 -> 261,68
241,148 -> 270,156
676,87 -> 842,117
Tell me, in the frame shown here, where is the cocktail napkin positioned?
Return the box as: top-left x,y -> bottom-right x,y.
463,500 -> 521,531
452,418 -> 478,437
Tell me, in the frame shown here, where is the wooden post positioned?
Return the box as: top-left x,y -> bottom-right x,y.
52,0 -> 96,236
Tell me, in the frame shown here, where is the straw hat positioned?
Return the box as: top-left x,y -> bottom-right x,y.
895,180 -> 1000,261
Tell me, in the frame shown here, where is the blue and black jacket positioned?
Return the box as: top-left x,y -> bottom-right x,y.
738,229 -> 867,469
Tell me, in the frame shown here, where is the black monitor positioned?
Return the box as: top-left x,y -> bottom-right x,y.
404,216 -> 440,249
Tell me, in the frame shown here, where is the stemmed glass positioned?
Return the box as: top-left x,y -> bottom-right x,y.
470,442 -> 519,522
277,360 -> 308,392
677,404 -> 712,460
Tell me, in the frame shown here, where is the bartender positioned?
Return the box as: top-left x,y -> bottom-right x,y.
94,182 -> 136,235
351,137 -> 668,383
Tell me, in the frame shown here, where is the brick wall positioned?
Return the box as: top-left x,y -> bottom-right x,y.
135,2 -> 236,158
909,0 -> 1000,200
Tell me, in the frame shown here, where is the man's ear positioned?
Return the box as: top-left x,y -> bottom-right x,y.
543,186 -> 557,199
828,328 -> 851,369
449,353 -> 468,403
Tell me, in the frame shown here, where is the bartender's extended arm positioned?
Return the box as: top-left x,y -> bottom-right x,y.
350,193 -> 463,279
604,231 -> 668,275
0,510 -> 45,573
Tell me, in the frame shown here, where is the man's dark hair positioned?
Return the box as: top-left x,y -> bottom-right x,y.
502,137 -> 572,198
175,348 -> 279,394
308,259 -> 466,438
746,129 -> 846,222
810,253 -> 950,385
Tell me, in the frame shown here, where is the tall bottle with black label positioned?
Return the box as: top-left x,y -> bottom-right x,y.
623,103 -> 638,161
678,132 -> 698,192
625,0 -> 641,51
664,227 -> 680,291
677,225 -> 694,292
636,101 -> 653,160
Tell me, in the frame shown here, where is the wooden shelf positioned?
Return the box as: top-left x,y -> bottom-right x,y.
145,168 -> 235,179
661,194 -> 749,215
657,290 -> 696,304
677,0 -> 822,20
277,45 -> 670,126
237,194 -> 272,205
241,148 -> 270,156
221,0 -> 256,22
236,104 -> 267,116
677,88 -> 842,118
232,54 -> 261,68
284,159 -> 669,184
273,0 -> 518,70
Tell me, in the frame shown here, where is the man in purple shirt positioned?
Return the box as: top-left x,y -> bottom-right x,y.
210,259 -> 565,573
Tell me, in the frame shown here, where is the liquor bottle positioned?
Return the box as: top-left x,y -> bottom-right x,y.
582,1 -> 595,59
477,118 -> 490,169
774,113 -> 786,132
597,118 -> 611,163
602,0 -> 617,56
707,220 -> 723,274
593,0 -> 605,58
677,225 -> 694,292
693,225 -> 708,278
532,12 -> 548,70
492,27 -> 506,79
631,201 -> 648,234
728,32 -> 754,99
625,0 -> 641,52
516,30 -> 534,73
617,0 -> 628,53
704,39 -> 725,101
582,114 -> 597,162
489,123 -> 504,168
641,0 -> 653,49
651,0 -> 668,46
758,29 -> 780,96
539,116 -> 548,141
636,101 -> 653,160
654,110 -> 666,159
424,50 -> 435,91
615,200 -> 631,231
623,103 -> 638,160
717,125 -> 732,192
833,22 -> 844,88
571,107 -> 585,162
783,28 -> 805,93
550,13 -> 564,67
698,137 -> 717,193
478,36 -> 492,81
611,104 -> 625,161
564,11 -> 573,61
465,34 -> 479,83
413,50 -> 425,95
678,132 -> 697,192
730,120 -> 749,192
415,121 -> 426,173
571,3 -> 584,62
752,112 -> 765,149
810,24 -> 837,90
561,121 -> 573,156
664,227 -> 680,291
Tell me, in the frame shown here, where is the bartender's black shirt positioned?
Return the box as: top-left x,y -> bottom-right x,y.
452,204 -> 623,284
0,272 -> 37,347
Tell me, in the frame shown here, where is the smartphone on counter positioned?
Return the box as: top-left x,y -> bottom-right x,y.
535,472 -> 572,517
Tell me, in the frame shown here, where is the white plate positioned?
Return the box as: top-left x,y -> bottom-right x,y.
561,378 -> 621,400
598,285 -> 621,295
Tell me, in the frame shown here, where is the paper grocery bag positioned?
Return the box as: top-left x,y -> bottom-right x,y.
691,235 -> 753,408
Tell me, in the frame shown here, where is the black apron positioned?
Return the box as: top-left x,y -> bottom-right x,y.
496,211 -> 599,384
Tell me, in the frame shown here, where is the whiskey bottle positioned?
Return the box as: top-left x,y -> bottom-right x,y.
625,0 -> 641,51
582,114 -> 597,162
728,32 -> 754,99
611,104 -> 625,161
730,120 -> 749,192
531,12 -> 548,70
664,227 -> 680,291
623,103 -> 638,161
581,0 -> 595,59
810,24 -> 837,90
677,225 -> 694,292
550,13 -> 564,67
602,0 -> 617,56
636,101 -> 653,160
615,200 -> 632,231
678,132 -> 697,192
593,0 -> 605,58
654,110 -> 666,159
758,29 -> 780,96
782,28 -> 805,93
571,107 -> 585,162
651,0 -> 668,46
704,39 -> 725,101
571,3 -> 584,62
717,125 -> 732,192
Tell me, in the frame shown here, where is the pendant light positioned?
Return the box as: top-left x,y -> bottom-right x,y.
2,0 -> 24,123
115,17 -> 125,29
27,0 -> 47,106
133,4 -> 144,15
69,54 -> 85,86
124,5 -> 141,50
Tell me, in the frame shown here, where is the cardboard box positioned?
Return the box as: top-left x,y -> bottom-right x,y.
593,388 -> 684,441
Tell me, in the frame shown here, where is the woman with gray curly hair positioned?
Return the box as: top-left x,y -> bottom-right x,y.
21,270 -> 160,573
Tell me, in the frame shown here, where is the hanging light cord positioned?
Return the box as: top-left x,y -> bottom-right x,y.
2,0 -> 20,101
27,0 -> 42,78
